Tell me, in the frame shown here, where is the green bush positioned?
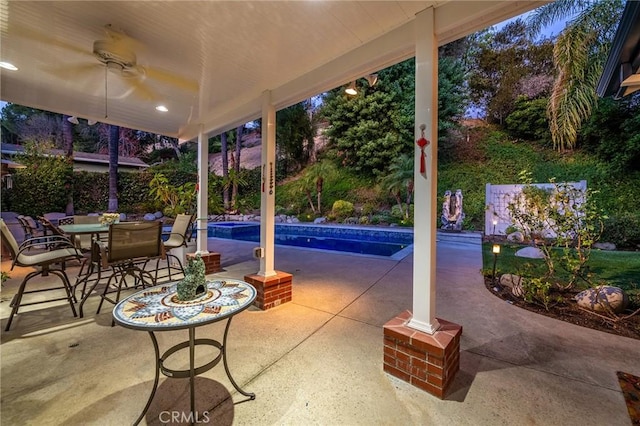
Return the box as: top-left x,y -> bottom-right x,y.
601,213 -> 640,250
331,200 -> 354,220
10,151 -> 72,216
504,97 -> 551,143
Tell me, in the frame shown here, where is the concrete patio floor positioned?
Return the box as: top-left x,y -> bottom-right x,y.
1,235 -> 638,425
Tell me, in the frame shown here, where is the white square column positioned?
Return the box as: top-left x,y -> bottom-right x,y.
259,91 -> 277,277
196,125 -> 209,254
407,7 -> 440,334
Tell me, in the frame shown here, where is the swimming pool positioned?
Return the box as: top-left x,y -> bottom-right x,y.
207,222 -> 413,258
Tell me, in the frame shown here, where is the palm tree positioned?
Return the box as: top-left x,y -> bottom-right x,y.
304,160 -> 336,214
380,154 -> 414,219
527,0 -> 624,151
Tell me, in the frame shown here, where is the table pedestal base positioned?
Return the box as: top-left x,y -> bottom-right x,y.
134,316 -> 255,426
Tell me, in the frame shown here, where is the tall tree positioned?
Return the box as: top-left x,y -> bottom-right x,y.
276,101 -> 315,175
108,125 -> 119,212
322,56 -> 467,175
527,0 -> 624,151
220,132 -> 230,210
468,19 -> 554,124
231,125 -> 243,209
62,115 -> 75,215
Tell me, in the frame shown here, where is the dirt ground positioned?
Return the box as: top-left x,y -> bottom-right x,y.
484,277 -> 640,340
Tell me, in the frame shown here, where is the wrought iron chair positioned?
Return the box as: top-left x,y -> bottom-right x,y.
95,221 -> 165,321
58,216 -> 75,226
37,216 -> 79,250
0,219 -> 82,331
17,215 -> 46,243
155,213 -> 194,282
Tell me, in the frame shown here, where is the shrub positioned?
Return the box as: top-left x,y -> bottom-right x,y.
507,174 -> 605,289
601,213 -> 640,250
331,200 -> 354,221
504,97 -> 551,143
10,149 -> 72,216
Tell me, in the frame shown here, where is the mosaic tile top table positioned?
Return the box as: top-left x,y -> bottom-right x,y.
113,279 -> 257,425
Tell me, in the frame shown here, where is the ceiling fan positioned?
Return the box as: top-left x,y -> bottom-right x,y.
43,25 -> 198,105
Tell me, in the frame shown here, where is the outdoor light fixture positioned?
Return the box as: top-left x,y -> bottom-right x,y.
365,73 -> 378,86
67,116 -> 79,125
345,81 -> 357,95
156,105 -> 168,112
345,74 -> 379,96
0,62 -> 18,71
492,244 -> 501,287
492,219 -> 498,235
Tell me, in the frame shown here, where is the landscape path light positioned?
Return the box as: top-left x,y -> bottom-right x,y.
492,244 -> 501,288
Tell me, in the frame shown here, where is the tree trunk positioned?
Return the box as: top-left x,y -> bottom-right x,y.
231,125 -> 243,210
306,190 -> 316,213
316,176 -> 323,213
108,125 -> 119,212
221,132 -> 229,210
62,115 -> 75,215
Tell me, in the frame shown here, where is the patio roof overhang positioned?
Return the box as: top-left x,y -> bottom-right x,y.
1,1 -> 545,141
596,0 -> 640,99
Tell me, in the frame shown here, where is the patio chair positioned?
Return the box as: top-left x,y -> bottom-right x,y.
73,215 -> 103,251
155,213 -> 194,282
58,216 -> 75,226
17,215 -> 45,240
95,221 -> 165,322
0,219 -> 82,331
37,216 -> 80,251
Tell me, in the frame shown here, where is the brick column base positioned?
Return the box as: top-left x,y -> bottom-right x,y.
187,252 -> 221,274
383,310 -> 462,399
243,271 -> 292,310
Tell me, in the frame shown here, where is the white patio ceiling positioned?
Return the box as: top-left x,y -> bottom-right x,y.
1,1 -> 545,142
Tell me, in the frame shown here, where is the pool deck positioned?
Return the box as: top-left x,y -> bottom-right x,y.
1,233 -> 638,425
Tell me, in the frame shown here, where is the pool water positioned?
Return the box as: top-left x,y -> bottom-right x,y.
208,222 -> 413,258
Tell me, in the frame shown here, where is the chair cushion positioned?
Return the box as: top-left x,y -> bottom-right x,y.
17,248 -> 80,267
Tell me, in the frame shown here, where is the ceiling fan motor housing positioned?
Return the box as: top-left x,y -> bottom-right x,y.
93,39 -> 137,71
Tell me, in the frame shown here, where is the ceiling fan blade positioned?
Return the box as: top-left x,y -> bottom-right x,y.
45,62 -> 103,80
144,66 -> 199,92
12,26 -> 93,57
125,76 -> 162,102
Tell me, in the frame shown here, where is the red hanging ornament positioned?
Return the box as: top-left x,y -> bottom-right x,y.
416,126 -> 430,173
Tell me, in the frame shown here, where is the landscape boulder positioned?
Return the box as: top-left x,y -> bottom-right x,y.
143,213 -> 157,221
313,217 -> 326,224
499,274 -> 524,297
507,231 -> 524,243
515,246 -> 546,259
154,211 -> 164,219
574,286 -> 629,314
593,242 -> 617,251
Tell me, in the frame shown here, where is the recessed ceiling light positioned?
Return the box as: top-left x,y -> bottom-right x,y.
155,105 -> 168,112
0,62 -> 18,71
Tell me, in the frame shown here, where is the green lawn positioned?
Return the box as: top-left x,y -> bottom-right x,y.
482,243 -> 640,302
